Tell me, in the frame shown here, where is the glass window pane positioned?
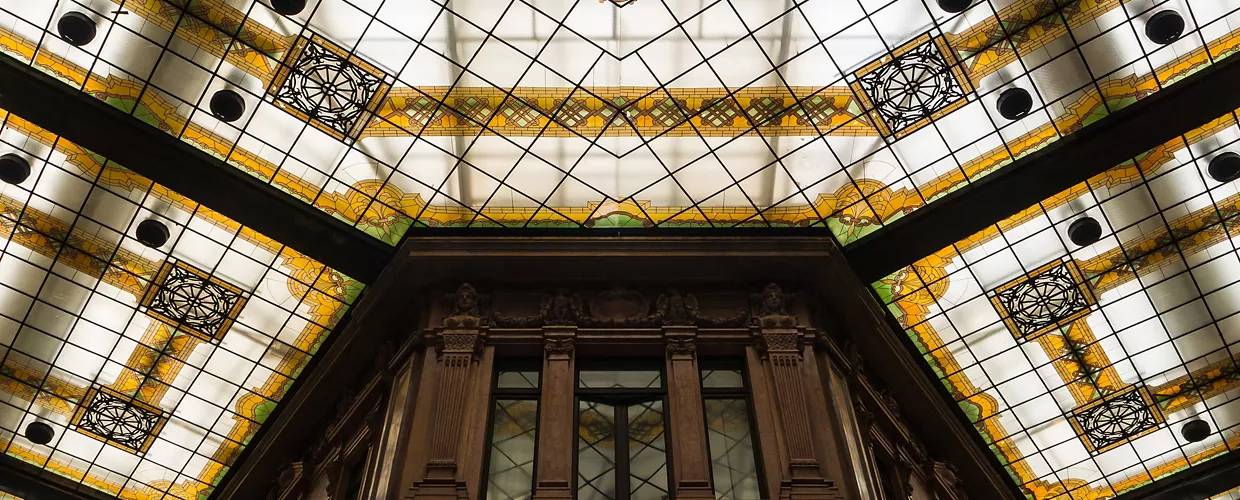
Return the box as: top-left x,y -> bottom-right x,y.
487,399 -> 539,500
701,369 -> 745,388
578,370 -> 662,389
627,400 -> 670,500
578,401 -> 618,500
705,399 -> 761,500
497,371 -> 540,389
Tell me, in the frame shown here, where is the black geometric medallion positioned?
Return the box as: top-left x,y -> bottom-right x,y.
990,260 -> 1095,341
1069,387 -> 1162,453
271,37 -> 386,138
71,388 -> 167,454
854,36 -> 968,136
141,260 -> 247,342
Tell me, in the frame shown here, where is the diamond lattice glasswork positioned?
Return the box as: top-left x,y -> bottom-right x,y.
990,260 -> 1096,341
71,388 -> 167,454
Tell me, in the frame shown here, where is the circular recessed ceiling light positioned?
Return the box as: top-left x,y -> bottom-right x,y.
271,0 -> 306,15
136,219 -> 171,249
1208,152 -> 1240,183
1180,419 -> 1211,443
0,153 -> 31,185
1145,10 -> 1185,45
24,421 -> 54,445
1068,217 -> 1102,247
210,89 -> 246,123
937,0 -> 971,13
57,12 -> 97,47
997,88 -> 1033,120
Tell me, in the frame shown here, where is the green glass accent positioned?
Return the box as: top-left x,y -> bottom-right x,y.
252,400 -> 278,424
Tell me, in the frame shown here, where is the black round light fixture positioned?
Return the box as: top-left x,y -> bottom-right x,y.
136,219 -> 170,248
57,12 -> 97,47
1145,10 -> 1185,45
210,89 -> 246,122
0,153 -> 31,185
1208,152 -> 1240,183
24,421 -> 54,445
271,0 -> 306,15
937,0 -> 970,13
1068,216 -> 1102,247
1181,419 -> 1211,443
997,88 -> 1033,120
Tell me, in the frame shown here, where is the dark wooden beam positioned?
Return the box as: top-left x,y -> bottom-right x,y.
1115,446 -> 1240,500
0,453 -> 114,500
0,53 -> 392,283
846,50 -> 1240,283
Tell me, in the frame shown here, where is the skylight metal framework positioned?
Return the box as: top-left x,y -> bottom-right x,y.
2,0 -> 1234,246
2,0 -> 1240,498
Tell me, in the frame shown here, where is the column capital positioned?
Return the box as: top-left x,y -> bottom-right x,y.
752,328 -> 805,358
434,329 -> 485,359
664,327 -> 697,360
543,329 -> 576,360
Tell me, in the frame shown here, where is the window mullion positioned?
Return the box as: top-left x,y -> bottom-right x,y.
616,402 -> 631,500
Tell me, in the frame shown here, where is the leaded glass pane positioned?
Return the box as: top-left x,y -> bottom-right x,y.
701,369 -> 745,388
705,399 -> 761,500
579,370 -> 662,389
627,401 -> 670,500
497,371 -> 540,390
578,401 -> 617,500
487,400 -> 539,500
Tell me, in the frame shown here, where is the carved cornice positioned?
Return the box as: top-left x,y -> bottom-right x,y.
488,286 -> 748,328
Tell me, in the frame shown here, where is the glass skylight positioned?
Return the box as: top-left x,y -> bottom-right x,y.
875,106 -> 1240,498
1,0 -> 1235,245
0,110 -> 363,498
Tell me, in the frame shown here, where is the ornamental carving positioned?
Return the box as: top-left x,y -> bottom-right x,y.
751,283 -> 797,328
443,283 -> 485,328
140,260 -> 247,342
544,336 -> 575,356
666,336 -> 696,357
588,287 -> 651,326
1069,387 -> 1162,453
490,287 -> 749,328
654,289 -> 699,326
71,388 -> 167,453
438,331 -> 483,355
542,288 -> 585,326
755,331 -> 801,357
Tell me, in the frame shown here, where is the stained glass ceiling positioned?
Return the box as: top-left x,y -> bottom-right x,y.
0,0 -> 1235,246
875,103 -> 1240,498
0,108 -> 362,497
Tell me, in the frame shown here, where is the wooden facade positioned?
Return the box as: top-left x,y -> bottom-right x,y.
238,237 -> 1008,500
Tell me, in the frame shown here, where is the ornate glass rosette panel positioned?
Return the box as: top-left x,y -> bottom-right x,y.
1068,387 -> 1163,454
70,387 -> 168,454
852,34 -> 972,138
140,260 -> 248,342
988,259 -> 1097,341
268,35 -> 390,140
